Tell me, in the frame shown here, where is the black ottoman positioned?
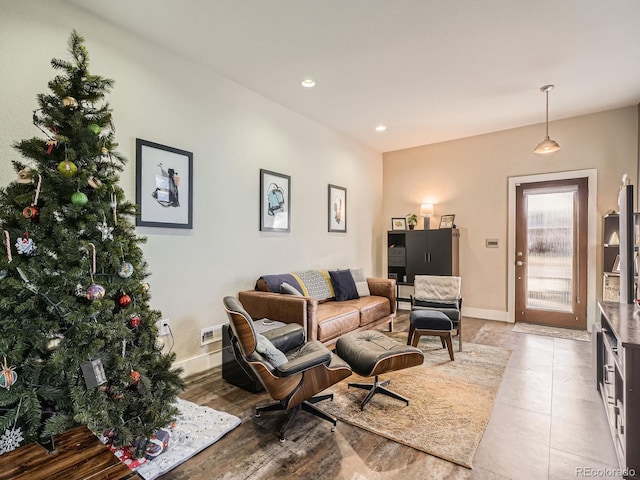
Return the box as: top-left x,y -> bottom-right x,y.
408,310 -> 455,360
336,330 -> 424,410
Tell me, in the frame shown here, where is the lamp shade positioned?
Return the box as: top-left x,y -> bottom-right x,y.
534,136 -> 560,155
420,203 -> 434,217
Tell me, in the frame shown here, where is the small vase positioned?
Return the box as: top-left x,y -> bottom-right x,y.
409,224 -> 415,230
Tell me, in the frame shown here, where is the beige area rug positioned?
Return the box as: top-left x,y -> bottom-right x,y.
321,332 -> 511,469
512,322 -> 590,342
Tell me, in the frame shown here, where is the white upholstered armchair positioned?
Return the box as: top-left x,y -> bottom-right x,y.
410,275 -> 462,352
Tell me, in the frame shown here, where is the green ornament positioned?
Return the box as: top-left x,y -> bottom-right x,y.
57,160 -> 77,177
71,191 -> 88,206
87,124 -> 101,134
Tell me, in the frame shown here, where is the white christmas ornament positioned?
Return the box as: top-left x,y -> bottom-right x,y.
0,427 -> 24,454
15,236 -> 36,255
96,220 -> 114,241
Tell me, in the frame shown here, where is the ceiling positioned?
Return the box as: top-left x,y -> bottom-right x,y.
67,0 -> 640,153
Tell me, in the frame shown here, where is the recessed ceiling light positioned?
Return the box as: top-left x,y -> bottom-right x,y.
375,125 -> 387,132
301,79 -> 316,88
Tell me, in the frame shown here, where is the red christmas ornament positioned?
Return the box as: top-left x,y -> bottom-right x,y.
129,314 -> 140,328
130,370 -> 141,385
118,293 -> 131,307
23,205 -> 39,219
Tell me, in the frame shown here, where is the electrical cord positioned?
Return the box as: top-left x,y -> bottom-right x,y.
165,324 -> 175,353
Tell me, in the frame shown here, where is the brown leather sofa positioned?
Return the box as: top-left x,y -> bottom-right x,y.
238,276 -> 396,348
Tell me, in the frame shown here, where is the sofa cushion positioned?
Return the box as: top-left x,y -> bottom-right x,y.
258,273 -> 303,293
316,303 -> 360,343
280,281 -> 303,296
329,269 -> 359,301
258,270 -> 335,301
340,296 -> 391,326
349,267 -> 371,297
293,270 -> 335,300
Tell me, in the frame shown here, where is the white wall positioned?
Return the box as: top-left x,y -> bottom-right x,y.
383,107 -> 638,327
0,1 -> 383,377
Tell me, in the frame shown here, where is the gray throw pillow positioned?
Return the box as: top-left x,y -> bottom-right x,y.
280,281 -> 303,296
255,333 -> 288,367
350,267 -> 371,297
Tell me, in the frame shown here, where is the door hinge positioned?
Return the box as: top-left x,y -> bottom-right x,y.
576,296 -> 580,304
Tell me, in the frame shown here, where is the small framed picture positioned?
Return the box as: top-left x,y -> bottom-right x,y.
136,139 -> 193,229
391,218 -> 407,230
439,214 -> 456,229
328,184 -> 347,232
260,169 -> 290,232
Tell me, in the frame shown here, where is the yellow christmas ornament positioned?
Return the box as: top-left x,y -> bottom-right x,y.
62,96 -> 78,109
57,160 -> 77,177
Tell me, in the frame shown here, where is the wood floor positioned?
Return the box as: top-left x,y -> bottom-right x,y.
163,313 -> 619,480
0,426 -> 142,480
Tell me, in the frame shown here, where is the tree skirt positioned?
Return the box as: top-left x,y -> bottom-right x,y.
113,398 -> 240,480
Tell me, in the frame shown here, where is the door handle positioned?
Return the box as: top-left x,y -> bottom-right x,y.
516,261 -> 525,266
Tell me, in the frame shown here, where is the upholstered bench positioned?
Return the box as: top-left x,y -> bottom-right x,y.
408,310 -> 455,360
335,330 -> 424,410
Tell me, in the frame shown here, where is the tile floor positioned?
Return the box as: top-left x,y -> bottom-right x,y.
470,327 -> 621,479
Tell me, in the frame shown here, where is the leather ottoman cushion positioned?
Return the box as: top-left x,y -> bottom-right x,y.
340,296 -> 391,326
410,310 -> 453,330
413,301 -> 460,321
316,303 -> 360,343
336,330 -> 423,377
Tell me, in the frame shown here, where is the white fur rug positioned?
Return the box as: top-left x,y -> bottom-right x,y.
125,398 -> 241,480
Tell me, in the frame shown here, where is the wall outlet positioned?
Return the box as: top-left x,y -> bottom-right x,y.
201,325 -> 223,346
157,319 -> 170,336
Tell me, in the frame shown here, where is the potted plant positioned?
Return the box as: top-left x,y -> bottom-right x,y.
406,213 -> 418,230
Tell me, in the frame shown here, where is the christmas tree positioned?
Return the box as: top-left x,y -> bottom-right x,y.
0,31 -> 183,455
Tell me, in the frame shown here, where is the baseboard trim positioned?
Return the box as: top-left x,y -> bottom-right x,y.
399,303 -> 510,323
173,351 -> 222,379
461,307 -> 510,323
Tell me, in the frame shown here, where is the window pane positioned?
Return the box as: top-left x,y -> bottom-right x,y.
526,191 -> 574,312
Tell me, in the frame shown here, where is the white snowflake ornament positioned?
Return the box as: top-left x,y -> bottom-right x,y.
0,427 -> 24,454
96,219 -> 114,241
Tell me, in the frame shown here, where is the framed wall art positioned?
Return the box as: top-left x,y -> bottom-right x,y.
136,138 -> 193,229
391,218 -> 407,230
260,169 -> 290,232
328,184 -> 347,232
439,214 -> 456,229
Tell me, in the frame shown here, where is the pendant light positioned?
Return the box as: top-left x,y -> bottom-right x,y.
534,84 -> 560,155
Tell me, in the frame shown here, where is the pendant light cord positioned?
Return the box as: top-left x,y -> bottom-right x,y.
545,90 -> 549,137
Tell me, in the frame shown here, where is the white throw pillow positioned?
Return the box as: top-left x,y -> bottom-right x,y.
350,268 -> 370,297
255,334 -> 288,367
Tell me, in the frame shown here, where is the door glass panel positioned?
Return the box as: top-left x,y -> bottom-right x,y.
526,191 -> 574,312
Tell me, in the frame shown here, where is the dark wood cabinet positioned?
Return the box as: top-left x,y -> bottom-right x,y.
595,302 -> 640,479
387,229 -> 459,284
